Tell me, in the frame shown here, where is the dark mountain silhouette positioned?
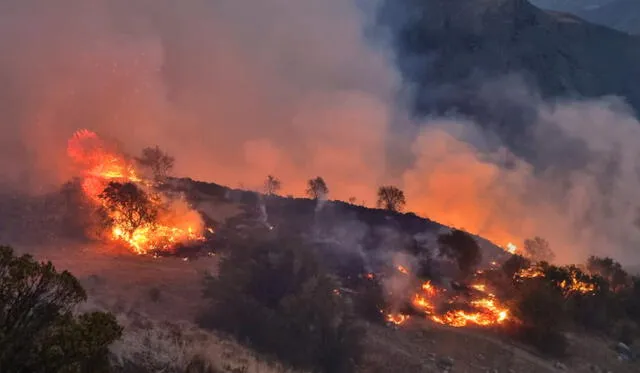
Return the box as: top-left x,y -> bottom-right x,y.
381,0 -> 640,131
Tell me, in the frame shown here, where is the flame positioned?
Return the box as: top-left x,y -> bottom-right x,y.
515,265 -> 596,295
67,129 -> 207,255
386,313 -> 410,325
396,265 -> 409,275
505,242 -> 518,254
407,280 -> 510,328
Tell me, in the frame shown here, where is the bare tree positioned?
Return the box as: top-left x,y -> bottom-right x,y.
376,185 -> 406,212
135,146 -> 175,181
263,175 -> 282,196
306,177 -> 329,199
523,237 -> 555,263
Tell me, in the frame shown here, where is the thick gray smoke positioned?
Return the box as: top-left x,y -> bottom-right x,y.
0,0 -> 639,265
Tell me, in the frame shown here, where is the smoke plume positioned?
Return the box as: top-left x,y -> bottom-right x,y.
0,0 -> 639,264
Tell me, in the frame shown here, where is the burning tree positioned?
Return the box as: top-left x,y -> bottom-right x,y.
98,181 -> 160,238
306,176 -> 329,199
0,246 -> 122,372
376,185 -> 406,212
67,129 -> 206,255
135,145 -> 175,182
263,175 -> 282,196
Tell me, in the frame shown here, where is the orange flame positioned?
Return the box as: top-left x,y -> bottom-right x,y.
386,313 -> 410,325
67,129 -> 207,254
396,265 -> 409,275
407,280 -> 510,328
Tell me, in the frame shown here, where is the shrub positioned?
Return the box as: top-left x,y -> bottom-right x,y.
198,234 -> 363,373
511,278 -> 568,357
0,245 -> 122,373
437,229 -> 482,279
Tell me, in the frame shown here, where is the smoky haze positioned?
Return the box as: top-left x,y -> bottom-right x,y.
0,0 -> 639,265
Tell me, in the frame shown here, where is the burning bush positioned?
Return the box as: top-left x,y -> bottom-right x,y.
0,245 -> 122,372
98,182 -> 160,237
67,130 -> 206,255
198,233 -> 363,373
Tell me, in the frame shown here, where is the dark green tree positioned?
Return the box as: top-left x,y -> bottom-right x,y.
198,234 -> 363,373
0,246 -> 122,373
437,229 -> 482,279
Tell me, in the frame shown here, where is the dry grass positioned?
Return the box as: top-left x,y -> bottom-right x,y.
105,312 -> 304,373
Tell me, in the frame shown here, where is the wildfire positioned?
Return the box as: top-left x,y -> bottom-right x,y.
505,242 -> 518,254
396,265 -> 409,275
409,280 -> 510,328
515,265 -> 596,295
386,313 -> 410,325
67,129 -> 206,255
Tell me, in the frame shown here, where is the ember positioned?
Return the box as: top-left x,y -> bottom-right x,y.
67,129 -> 207,255
408,279 -> 510,328
386,313 -> 410,325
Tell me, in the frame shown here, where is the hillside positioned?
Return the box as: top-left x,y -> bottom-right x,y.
382,0 -> 640,129
9,177 -> 637,373
531,0 -> 640,34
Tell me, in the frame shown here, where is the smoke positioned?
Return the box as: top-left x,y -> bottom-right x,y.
1,0 -> 640,264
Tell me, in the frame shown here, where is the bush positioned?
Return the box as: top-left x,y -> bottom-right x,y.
198,234 -> 363,373
437,229 -> 482,279
0,245 -> 122,373
511,278 -> 568,356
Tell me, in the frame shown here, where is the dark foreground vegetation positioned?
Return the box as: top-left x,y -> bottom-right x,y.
198,230 -> 365,373
0,245 -> 121,373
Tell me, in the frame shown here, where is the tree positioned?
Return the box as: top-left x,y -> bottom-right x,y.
0,246 -> 122,372
512,279 -> 568,357
437,229 -> 482,279
98,182 -> 159,236
135,146 -> 175,181
587,256 -> 629,292
306,177 -> 329,199
376,185 -> 406,212
263,175 -> 282,196
198,233 -> 363,373
523,237 -> 555,263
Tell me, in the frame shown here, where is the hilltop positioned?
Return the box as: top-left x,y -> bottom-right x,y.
382,0 -> 640,132
531,0 -> 640,34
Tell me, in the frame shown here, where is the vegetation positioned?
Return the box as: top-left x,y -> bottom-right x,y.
135,146 -> 175,182
263,175 -> 282,196
376,186 -> 406,212
0,246 -> 122,373
522,236 -> 555,263
198,233 -> 364,373
437,229 -> 482,279
496,254 -> 640,355
306,177 -> 329,199
98,182 -> 159,236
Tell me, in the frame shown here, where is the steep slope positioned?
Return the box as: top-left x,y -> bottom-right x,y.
577,0 -> 640,35
531,0 -> 640,34
383,0 -> 640,122
529,0 -> 615,12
